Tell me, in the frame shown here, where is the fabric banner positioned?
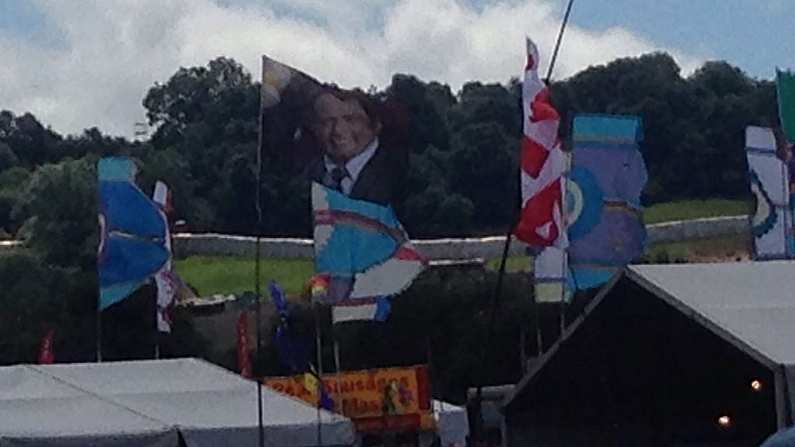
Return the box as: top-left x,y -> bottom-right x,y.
236,311 -> 252,378
270,281 -> 310,372
515,38 -> 568,249
312,183 -> 424,322
778,69 -> 795,141
513,38 -> 569,303
151,181 -> 176,333
37,329 -> 55,365
260,55 -> 423,323
567,114 -> 647,290
97,157 -> 169,310
745,126 -> 792,259
264,365 -> 433,433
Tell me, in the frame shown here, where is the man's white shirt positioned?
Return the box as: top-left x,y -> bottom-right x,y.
323,138 -> 378,195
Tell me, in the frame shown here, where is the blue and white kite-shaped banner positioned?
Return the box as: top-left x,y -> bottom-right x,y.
311,183 -> 425,323
98,157 -> 169,310
745,126 -> 792,260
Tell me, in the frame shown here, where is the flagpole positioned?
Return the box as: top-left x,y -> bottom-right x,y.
545,0 -> 575,83
96,306 -> 102,363
474,203 -> 516,441
547,0 -> 575,354
314,304 -> 324,446
154,288 -> 161,360
331,319 -> 341,374
474,0 -> 576,440
255,57 -> 266,447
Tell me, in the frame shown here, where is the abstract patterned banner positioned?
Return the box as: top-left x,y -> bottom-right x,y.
97,157 -> 169,310
260,56 -> 423,322
567,114 -> 647,290
745,126 -> 792,259
312,183 -> 425,322
778,70 -> 795,141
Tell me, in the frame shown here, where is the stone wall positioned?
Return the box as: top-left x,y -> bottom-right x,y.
171,215 -> 750,260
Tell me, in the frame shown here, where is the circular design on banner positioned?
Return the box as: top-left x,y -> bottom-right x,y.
566,166 -> 604,241
749,170 -> 777,237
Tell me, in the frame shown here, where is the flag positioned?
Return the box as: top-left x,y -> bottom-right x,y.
38,329 -> 55,364
746,126 -> 792,259
312,183 -> 425,323
98,157 -> 169,310
303,371 -> 334,411
152,181 -> 176,333
514,38 -> 567,249
778,69 -> 795,141
567,114 -> 647,290
236,311 -> 252,378
270,280 -> 310,372
513,38 -> 569,303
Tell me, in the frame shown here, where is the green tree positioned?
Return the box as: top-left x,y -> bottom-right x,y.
13,157 -> 97,268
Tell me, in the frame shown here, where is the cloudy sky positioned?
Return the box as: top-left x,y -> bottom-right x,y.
1,0 -> 793,137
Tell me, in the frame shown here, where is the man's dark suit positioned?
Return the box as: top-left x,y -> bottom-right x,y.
307,141 -> 406,206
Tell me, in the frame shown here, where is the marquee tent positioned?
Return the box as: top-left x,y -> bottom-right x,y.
0,358 -> 354,447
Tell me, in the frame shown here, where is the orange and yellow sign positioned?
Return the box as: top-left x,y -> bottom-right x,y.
264,365 -> 433,432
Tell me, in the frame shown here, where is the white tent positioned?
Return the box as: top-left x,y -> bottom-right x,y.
0,358 -> 355,447
433,400 -> 469,447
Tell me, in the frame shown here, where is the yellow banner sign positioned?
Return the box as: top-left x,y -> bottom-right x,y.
264,365 -> 432,431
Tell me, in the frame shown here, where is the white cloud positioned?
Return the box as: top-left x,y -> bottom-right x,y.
1,0 -> 704,137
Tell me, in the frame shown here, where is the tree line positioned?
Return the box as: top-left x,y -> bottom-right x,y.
0,52 -> 778,400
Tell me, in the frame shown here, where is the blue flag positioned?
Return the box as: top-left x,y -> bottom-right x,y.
567,115 -> 647,290
270,280 -> 309,372
98,157 -> 169,310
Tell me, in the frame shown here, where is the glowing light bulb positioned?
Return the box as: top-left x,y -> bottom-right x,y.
751,380 -> 763,391
718,415 -> 731,427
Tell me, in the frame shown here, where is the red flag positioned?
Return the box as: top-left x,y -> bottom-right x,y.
38,329 -> 55,364
236,311 -> 252,378
514,38 -> 568,249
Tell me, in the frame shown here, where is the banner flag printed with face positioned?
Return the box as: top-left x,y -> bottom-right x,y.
567,114 -> 647,290
260,55 -> 422,322
745,126 -> 793,259
98,157 -> 169,310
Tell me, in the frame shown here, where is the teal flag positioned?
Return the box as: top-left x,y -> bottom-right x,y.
778,70 -> 795,141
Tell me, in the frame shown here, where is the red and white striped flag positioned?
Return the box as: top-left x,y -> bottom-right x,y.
236,311 -> 252,378
514,38 -> 567,249
38,328 -> 55,365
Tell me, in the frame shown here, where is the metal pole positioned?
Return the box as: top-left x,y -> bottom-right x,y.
475,224 -> 515,441
96,307 -> 102,363
545,0 -> 576,83
255,56 -> 266,447
314,305 -> 324,446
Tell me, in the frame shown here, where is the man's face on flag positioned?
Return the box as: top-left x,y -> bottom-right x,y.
312,92 -> 379,163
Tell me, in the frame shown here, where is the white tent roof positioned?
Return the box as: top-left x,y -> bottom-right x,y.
0,358 -> 354,447
0,364 -> 175,446
628,261 -> 795,366
433,400 -> 469,446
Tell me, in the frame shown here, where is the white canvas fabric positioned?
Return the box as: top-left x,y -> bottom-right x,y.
629,261 -> 795,365
0,358 -> 355,447
746,126 -> 791,259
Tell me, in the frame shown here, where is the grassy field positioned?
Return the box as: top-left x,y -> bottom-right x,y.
175,199 -> 753,295
644,199 -> 750,224
174,256 -> 313,296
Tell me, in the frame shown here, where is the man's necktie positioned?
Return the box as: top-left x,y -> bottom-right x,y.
328,166 -> 349,192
